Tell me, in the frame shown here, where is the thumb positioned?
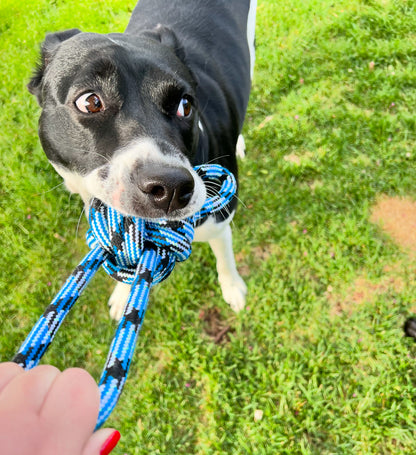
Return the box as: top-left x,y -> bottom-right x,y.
82,428 -> 121,455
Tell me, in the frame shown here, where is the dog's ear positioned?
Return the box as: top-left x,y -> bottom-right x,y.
143,24 -> 187,63
28,28 -> 82,104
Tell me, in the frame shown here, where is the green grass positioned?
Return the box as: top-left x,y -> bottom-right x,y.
2,0 -> 416,453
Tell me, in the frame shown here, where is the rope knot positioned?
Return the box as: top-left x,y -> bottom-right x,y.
85,163 -> 236,286
86,201 -> 194,285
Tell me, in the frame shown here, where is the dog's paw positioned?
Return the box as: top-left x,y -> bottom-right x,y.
219,273 -> 247,313
108,282 -> 131,321
236,134 -> 246,159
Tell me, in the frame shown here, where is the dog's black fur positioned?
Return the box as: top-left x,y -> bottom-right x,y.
28,0 -> 256,315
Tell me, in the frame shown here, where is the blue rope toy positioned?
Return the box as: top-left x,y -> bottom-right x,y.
13,164 -> 236,429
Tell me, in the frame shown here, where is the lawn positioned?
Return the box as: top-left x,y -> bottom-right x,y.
2,0 -> 416,453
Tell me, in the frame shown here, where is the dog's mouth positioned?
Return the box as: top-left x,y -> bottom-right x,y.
84,144 -> 206,220
121,167 -> 204,220
84,163 -> 206,220
53,139 -> 206,221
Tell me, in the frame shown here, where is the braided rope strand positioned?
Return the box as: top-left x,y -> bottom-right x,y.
12,164 -> 236,428
13,246 -> 108,370
97,248 -> 157,428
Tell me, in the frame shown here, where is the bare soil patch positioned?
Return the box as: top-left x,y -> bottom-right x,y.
199,307 -> 233,344
328,273 -> 405,316
329,195 -> 415,316
370,195 -> 416,256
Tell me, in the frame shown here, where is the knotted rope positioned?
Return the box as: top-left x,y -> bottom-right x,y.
12,164 -> 236,429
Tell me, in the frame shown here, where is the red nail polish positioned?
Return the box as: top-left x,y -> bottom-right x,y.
100,430 -> 121,455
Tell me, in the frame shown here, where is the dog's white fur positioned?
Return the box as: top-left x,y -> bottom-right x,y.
247,0 -> 257,79
54,138 -> 206,220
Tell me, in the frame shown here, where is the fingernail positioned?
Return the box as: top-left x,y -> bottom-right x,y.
100,430 -> 121,455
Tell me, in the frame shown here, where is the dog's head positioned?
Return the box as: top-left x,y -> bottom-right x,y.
29,27 -> 206,220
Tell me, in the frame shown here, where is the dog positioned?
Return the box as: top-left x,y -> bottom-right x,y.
28,0 -> 256,319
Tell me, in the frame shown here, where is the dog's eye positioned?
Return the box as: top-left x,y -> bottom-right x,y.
75,92 -> 105,114
176,97 -> 192,118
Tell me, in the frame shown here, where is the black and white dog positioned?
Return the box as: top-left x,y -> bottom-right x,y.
28,0 -> 256,319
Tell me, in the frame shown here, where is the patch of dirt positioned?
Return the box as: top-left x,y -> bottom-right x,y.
329,195 -> 415,316
370,195 -> 416,257
328,274 -> 405,316
283,153 -> 302,165
199,307 -> 233,344
283,151 -> 314,166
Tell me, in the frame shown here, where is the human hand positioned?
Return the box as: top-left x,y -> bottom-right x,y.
0,362 -> 120,455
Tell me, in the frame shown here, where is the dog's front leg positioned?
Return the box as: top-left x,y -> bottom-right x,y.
207,224 -> 247,312
194,217 -> 247,312
108,281 -> 131,321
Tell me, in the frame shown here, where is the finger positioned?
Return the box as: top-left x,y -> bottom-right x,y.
0,362 -> 24,395
82,428 -> 121,455
40,368 -> 100,454
0,365 -> 60,413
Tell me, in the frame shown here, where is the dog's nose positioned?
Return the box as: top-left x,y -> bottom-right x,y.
138,167 -> 195,214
